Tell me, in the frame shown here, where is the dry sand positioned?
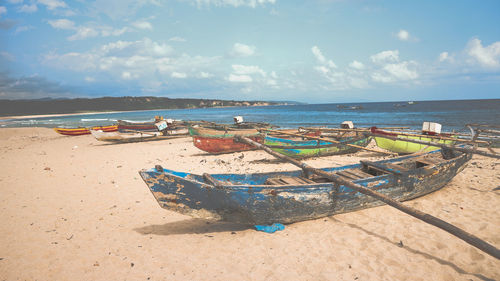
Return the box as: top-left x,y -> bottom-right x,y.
0,127 -> 498,280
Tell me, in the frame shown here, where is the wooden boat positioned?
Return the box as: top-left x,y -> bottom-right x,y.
139,147 -> 471,224
117,120 -> 158,132
189,126 -> 264,154
189,126 -> 323,154
371,127 -> 456,154
91,127 -> 188,143
264,134 -> 370,159
53,125 -> 118,136
91,130 -> 162,142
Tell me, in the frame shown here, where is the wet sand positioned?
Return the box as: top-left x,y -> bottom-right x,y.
0,128 -> 498,280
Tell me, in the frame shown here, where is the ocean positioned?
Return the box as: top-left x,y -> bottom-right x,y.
1,99 -> 499,133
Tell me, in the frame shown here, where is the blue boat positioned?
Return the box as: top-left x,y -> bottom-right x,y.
139,148 -> 471,224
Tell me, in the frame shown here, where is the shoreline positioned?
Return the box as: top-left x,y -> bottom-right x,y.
0,104 -> 287,121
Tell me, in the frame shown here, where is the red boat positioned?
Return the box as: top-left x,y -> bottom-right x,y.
189,126 -> 264,154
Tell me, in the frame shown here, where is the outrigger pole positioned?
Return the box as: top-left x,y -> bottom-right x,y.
235,135 -> 500,259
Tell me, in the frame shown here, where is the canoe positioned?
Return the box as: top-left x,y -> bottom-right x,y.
371,127 -> 456,154
189,126 -> 264,154
53,125 -> 118,136
90,128 -> 188,143
139,147 -> 471,224
91,130 -> 162,142
189,126 -> 322,154
264,134 -> 370,159
117,120 -> 158,132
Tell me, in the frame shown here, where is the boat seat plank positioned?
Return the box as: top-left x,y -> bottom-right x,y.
360,161 -> 407,175
337,171 -> 361,180
343,169 -> 373,179
265,176 -> 316,185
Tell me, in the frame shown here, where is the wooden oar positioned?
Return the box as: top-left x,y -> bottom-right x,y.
235,136 -> 500,260
264,129 -> 398,156
368,133 -> 500,159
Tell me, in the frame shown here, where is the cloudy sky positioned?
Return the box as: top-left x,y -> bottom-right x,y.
1,0 -> 499,102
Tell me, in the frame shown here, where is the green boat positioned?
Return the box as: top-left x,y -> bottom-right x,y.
371,127 -> 455,154
264,134 -> 371,159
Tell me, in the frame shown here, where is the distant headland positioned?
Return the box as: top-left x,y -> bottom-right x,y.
0,96 -> 300,117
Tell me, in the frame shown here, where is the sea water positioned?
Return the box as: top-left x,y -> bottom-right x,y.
1,99 -> 499,133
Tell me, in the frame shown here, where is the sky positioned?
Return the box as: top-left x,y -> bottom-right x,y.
0,0 -> 499,103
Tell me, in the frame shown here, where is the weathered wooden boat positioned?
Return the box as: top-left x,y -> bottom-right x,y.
53,125 -> 118,136
189,126 -> 264,154
264,134 -> 370,159
90,128 -> 188,143
139,148 -> 471,224
91,130 -> 162,142
371,127 -> 456,154
189,126 -> 324,154
117,120 -> 158,132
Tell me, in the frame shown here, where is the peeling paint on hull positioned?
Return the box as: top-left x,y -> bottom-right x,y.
139,149 -> 471,225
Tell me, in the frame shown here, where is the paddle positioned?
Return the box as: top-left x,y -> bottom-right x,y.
235,135 -> 500,260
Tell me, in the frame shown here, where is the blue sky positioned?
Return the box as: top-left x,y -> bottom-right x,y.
1,0 -> 499,103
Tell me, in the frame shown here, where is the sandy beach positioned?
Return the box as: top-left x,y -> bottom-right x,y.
0,127 -> 498,280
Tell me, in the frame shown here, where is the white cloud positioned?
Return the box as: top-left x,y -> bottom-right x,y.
0,51 -> 15,61
232,64 -> 266,76
466,38 -> 500,68
311,46 -> 337,68
171,72 -> 187,78
349,60 -> 365,70
42,38 -> 222,91
397,29 -> 409,41
228,74 -> 253,82
132,21 -> 153,30
169,36 -> 186,42
439,52 -> 448,62
15,25 -> 34,33
371,50 -> 399,64
68,26 -> 99,41
194,0 -> 276,8
231,43 -> 256,57
0,6 -> 7,16
38,0 -> 67,10
19,4 -> 38,13
48,19 -> 75,30
85,76 -> 95,82
48,19 -> 131,40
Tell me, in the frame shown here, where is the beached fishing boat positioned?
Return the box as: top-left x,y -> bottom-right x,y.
91,130 -> 162,142
264,134 -> 370,158
117,120 -> 158,132
139,147 -> 471,224
371,125 -> 456,154
90,127 -> 188,143
53,125 -> 118,136
189,126 -> 264,154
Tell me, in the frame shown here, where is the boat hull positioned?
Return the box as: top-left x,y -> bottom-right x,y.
54,125 -> 118,136
264,135 -> 370,158
139,149 -> 471,224
371,127 -> 456,154
192,135 -> 264,154
373,135 -> 455,154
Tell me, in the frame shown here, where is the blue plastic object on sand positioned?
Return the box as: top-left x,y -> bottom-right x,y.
254,223 -> 285,233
